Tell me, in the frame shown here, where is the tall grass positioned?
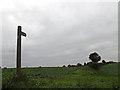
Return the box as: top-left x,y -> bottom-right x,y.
2,63 -> 119,88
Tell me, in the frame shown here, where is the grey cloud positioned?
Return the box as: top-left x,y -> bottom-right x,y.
2,2 -> 118,67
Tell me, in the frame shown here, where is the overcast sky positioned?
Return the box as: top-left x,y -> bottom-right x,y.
1,0 -> 118,67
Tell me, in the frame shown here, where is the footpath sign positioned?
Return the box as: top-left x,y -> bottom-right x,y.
16,26 -> 27,76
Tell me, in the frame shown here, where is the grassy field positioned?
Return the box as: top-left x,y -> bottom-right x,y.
2,63 -> 119,88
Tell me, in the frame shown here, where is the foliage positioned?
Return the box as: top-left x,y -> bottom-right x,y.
84,63 -> 87,66
67,63 -> 82,67
63,65 -> 66,67
102,60 -> 106,63
106,61 -> 114,64
68,64 -> 77,67
89,52 -> 101,63
87,62 -> 92,65
77,63 -> 82,67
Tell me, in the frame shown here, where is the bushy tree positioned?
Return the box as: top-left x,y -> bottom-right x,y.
106,61 -> 114,64
68,64 -> 77,67
87,62 -> 92,65
63,65 -> 66,67
102,60 -> 106,63
68,65 -> 71,67
77,63 -> 82,67
84,63 -> 87,66
89,52 -> 101,63
39,66 -> 42,68
4,67 -> 7,69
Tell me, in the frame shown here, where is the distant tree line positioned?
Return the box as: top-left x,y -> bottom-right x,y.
63,60 -> 115,68
63,52 -> 116,70
62,63 -> 83,67
2,52 -> 117,69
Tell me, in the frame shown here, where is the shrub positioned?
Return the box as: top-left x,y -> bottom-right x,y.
63,65 -> 66,67
68,65 -> 71,67
87,62 -> 92,65
106,61 -> 114,64
71,65 -> 77,67
4,67 -> 7,69
77,63 -> 82,67
84,63 -> 87,66
39,66 -> 42,68
67,64 -> 77,67
102,60 -> 106,63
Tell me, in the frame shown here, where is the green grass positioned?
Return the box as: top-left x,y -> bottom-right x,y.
0,69 -> 2,89
100,63 -> 118,76
2,63 -> 119,88
22,67 -> 81,79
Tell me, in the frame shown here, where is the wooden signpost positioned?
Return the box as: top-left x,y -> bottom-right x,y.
16,26 -> 26,76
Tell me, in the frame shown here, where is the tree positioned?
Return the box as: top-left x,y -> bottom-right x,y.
89,52 -> 101,63
39,66 -> 42,68
68,64 -> 71,67
102,60 -> 106,63
87,62 -> 92,65
63,65 -> 66,67
84,63 -> 87,66
77,63 -> 82,67
4,67 -> 7,69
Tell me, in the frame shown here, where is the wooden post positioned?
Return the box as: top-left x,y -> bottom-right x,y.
17,26 -> 22,75
16,26 -> 26,76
